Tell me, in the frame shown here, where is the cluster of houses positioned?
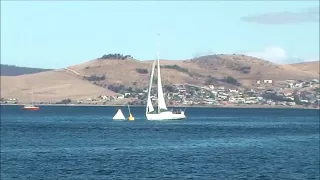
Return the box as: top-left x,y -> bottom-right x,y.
1,79 -> 319,108
91,78 -> 318,108
0,98 -> 18,104
174,79 -> 319,107
166,84 -> 264,106
136,79 -> 318,107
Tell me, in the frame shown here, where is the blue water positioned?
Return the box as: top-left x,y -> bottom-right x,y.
1,105 -> 319,180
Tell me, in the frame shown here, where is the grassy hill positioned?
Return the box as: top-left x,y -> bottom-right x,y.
1,70 -> 116,103
1,54 -> 318,102
284,61 -> 319,75
0,64 -> 52,76
67,54 -> 318,90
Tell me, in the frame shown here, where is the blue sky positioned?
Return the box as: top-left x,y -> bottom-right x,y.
1,1 -> 319,68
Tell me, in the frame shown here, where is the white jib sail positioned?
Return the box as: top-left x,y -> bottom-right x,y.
157,57 -> 167,111
113,109 -> 125,120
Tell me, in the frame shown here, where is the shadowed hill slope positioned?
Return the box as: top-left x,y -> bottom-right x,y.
0,64 -> 52,76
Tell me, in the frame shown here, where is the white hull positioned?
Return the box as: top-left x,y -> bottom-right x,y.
146,111 -> 186,121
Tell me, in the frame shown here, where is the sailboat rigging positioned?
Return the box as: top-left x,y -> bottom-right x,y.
145,34 -> 186,120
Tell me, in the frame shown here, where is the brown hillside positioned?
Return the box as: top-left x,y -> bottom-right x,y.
188,55 -> 318,85
1,70 -> 115,103
68,54 -> 318,88
2,54 -> 318,102
284,61 -> 319,75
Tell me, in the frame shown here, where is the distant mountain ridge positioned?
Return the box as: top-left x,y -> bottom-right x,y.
0,64 -> 53,76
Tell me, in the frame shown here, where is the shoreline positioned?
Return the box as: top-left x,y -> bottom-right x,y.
1,103 -> 319,110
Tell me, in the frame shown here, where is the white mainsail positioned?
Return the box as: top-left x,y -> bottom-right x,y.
112,109 -> 125,120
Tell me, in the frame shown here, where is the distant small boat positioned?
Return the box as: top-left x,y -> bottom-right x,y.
22,104 -> 39,111
127,104 -> 135,121
22,88 -> 39,111
112,109 -> 125,120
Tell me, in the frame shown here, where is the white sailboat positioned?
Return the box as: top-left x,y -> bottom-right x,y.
112,109 -> 125,120
145,34 -> 186,121
22,88 -> 39,111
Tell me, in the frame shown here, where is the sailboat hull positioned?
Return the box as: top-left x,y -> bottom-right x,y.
146,111 -> 186,121
22,106 -> 39,111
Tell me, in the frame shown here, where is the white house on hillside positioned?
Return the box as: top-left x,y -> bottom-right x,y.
263,80 -> 273,84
